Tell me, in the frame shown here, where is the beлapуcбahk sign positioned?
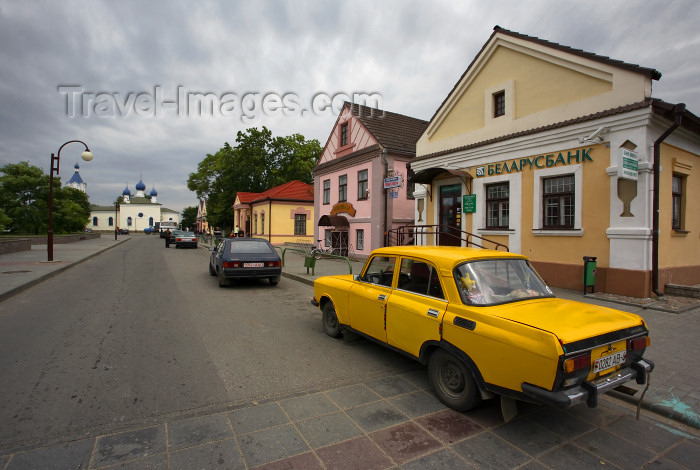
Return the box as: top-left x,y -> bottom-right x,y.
475,148 -> 593,177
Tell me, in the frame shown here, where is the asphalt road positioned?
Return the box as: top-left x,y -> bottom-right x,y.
0,236 -> 417,452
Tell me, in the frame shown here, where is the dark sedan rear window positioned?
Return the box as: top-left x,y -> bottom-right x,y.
227,240 -> 275,254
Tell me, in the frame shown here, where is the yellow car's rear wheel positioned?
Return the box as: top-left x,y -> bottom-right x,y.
429,349 -> 481,411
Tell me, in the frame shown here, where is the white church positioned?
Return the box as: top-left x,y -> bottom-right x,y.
76,165 -> 180,233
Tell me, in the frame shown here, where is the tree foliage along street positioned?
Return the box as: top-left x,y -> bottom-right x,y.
187,127 -> 321,231
0,161 -> 91,234
180,206 -> 198,231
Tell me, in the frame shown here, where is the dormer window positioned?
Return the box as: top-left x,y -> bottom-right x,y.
493,91 -> 505,118
340,123 -> 348,146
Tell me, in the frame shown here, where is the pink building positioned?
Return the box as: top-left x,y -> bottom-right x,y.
313,102 -> 428,257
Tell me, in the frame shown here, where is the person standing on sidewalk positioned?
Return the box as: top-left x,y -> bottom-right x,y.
164,229 -> 171,247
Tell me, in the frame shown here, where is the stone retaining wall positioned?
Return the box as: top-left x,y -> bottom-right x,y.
0,233 -> 101,255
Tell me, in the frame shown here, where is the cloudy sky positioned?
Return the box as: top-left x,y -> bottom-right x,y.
1,0 -> 698,214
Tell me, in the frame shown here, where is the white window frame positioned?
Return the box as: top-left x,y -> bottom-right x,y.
484,80 -> 515,126
532,163 -> 583,236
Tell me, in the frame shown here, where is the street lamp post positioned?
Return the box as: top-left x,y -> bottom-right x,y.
48,140 -> 93,261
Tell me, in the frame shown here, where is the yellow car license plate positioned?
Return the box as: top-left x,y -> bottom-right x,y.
593,350 -> 627,373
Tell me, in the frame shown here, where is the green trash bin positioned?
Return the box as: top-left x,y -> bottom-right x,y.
583,256 -> 597,294
304,254 -> 316,275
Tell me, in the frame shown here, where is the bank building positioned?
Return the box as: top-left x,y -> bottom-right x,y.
408,26 -> 699,297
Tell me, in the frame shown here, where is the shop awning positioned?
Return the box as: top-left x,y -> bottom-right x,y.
318,215 -> 349,228
410,167 -> 472,184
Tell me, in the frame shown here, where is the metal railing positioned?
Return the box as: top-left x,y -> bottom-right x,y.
277,246 -> 354,276
386,224 -> 509,251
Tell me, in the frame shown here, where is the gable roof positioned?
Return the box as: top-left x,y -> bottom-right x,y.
428,26 -> 662,125
346,102 -> 429,154
235,180 -> 313,206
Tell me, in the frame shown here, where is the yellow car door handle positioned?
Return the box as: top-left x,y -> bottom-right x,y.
427,309 -> 439,318
377,294 -> 387,301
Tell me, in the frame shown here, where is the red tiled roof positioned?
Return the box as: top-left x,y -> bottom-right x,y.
235,181 -> 313,207
235,192 -> 260,204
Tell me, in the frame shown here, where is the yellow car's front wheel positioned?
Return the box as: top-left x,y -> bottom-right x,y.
429,349 -> 482,411
322,302 -> 342,338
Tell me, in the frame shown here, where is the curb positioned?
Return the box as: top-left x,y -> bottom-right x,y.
609,389 -> 700,430
0,238 -> 130,303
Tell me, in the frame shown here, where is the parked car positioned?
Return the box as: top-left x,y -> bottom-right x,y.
174,231 -> 198,249
311,246 -> 653,414
143,226 -> 156,234
118,228 -> 129,235
165,230 -> 180,247
209,237 -> 281,287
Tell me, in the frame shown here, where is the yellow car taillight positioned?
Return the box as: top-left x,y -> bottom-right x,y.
563,353 -> 591,373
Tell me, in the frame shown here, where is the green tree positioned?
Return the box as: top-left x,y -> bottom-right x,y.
54,187 -> 91,233
187,127 -> 321,230
0,162 -> 49,234
181,206 -> 198,230
0,161 -> 90,234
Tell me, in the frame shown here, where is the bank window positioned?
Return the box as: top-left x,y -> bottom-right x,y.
339,174 -> 347,202
672,174 -> 684,230
324,229 -> 332,248
543,175 -> 575,229
254,214 -> 258,234
340,123 -> 348,146
108,217 -> 114,227
92,217 -> 98,226
356,229 -> 364,250
357,169 -> 368,199
261,213 -> 265,235
486,183 -> 509,229
294,214 -> 306,235
493,91 -> 505,118
323,179 -> 330,205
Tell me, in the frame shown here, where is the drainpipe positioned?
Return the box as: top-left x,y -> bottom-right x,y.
381,147 -> 388,246
652,103 -> 685,297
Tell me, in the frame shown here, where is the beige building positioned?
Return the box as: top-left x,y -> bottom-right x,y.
409,26 -> 699,297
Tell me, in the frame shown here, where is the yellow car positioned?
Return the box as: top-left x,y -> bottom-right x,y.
311,246 -> 653,413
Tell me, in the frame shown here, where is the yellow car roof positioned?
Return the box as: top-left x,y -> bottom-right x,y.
370,246 -> 526,267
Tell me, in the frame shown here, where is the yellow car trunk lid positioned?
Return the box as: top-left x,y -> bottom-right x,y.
490,298 -> 644,344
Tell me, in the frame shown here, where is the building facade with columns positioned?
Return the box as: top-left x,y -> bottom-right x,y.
409,27 -> 699,297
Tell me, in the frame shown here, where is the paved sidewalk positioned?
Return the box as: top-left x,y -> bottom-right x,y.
0,235 -> 129,302
1,237 -> 699,469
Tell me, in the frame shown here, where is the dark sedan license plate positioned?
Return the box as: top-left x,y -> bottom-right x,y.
244,262 -> 264,268
593,351 -> 626,373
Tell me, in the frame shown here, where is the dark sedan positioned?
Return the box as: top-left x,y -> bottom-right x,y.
209,238 -> 281,287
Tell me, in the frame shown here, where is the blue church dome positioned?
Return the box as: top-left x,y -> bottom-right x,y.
150,187 -> 158,197
122,186 -> 131,196
135,179 -> 146,191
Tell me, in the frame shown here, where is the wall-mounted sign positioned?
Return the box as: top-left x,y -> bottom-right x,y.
618,149 -> 639,181
474,147 -> 594,178
330,202 -> 356,216
383,175 -> 403,188
462,194 -> 476,213
388,190 -> 399,199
